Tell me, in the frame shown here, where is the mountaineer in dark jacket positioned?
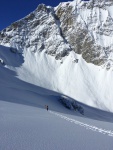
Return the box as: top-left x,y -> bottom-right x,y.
45,105 -> 49,111
46,105 -> 48,111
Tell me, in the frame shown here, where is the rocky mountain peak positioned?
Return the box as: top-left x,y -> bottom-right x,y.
0,0 -> 113,68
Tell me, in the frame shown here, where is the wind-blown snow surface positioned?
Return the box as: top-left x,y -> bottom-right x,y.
0,46 -> 113,111
0,45 -> 113,149
1,101 -> 113,150
0,45 -> 113,112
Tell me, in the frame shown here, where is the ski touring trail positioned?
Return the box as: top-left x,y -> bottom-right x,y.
49,111 -> 113,137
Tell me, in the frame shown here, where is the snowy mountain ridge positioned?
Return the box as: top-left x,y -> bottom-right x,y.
1,0 -> 113,67
0,0 -> 113,112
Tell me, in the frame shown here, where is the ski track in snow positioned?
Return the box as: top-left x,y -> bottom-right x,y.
50,111 -> 113,137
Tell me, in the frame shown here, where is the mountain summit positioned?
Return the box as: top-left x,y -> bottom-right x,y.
1,0 -> 113,67
0,0 -> 113,111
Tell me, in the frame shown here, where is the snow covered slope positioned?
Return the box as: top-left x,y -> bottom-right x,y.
0,58 -> 113,150
0,44 -> 113,112
0,0 -> 113,112
1,100 -> 113,150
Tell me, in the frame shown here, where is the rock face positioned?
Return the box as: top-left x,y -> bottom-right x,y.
0,0 -> 113,67
0,4 -> 71,60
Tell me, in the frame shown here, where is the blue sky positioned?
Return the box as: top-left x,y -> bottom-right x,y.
0,0 -> 70,31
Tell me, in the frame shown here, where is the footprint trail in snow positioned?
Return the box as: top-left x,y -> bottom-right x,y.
50,111 -> 113,137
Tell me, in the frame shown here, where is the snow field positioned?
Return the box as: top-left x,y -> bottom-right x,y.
1,100 -> 113,150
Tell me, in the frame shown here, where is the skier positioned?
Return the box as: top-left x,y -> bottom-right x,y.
45,105 -> 49,111
46,105 -> 48,111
